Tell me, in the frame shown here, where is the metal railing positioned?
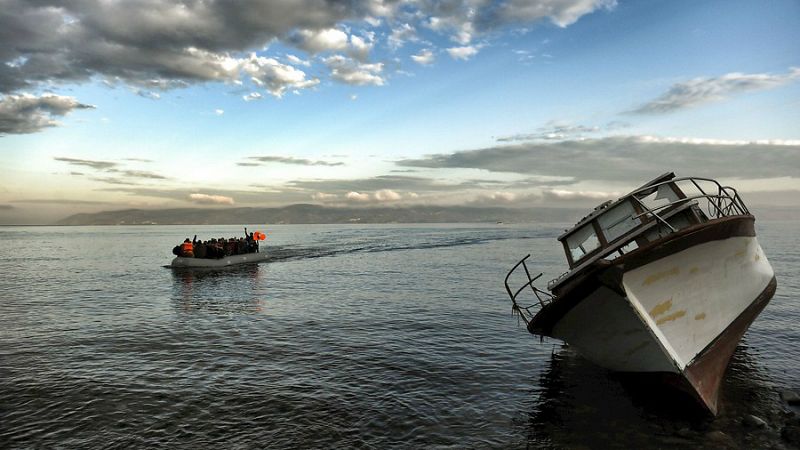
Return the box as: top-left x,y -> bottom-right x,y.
629,177 -> 749,232
504,254 -> 554,326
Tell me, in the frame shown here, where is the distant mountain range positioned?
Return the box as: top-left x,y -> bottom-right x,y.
56,204 -> 585,225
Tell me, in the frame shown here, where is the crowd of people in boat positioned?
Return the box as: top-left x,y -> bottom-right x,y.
173,228 -> 260,259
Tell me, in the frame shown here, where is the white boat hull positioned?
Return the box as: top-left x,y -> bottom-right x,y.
171,252 -> 269,268
543,229 -> 775,413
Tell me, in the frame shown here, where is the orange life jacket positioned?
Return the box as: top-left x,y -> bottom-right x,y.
181,241 -> 194,256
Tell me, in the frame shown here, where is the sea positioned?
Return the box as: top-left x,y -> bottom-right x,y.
1,222 -> 798,449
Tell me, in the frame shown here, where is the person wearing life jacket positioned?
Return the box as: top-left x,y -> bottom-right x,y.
180,238 -> 194,257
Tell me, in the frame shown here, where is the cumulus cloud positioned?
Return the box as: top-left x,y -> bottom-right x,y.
289,28 -> 350,54
0,0 -> 384,93
446,46 -> 479,61
241,54 -> 319,97
374,189 -> 402,201
631,68 -> 800,114
411,49 -> 435,65
389,23 -> 419,49
490,0 -> 617,28
323,55 -> 385,86
397,135 -> 800,182
286,54 -> 311,67
242,156 -> 345,167
346,191 -> 371,202
0,0 -> 615,134
188,193 -> 235,205
0,94 -> 94,135
215,109 -> 224,115
0,0 -> 612,96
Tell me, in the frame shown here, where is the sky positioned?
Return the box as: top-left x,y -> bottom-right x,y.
1,0 -> 799,224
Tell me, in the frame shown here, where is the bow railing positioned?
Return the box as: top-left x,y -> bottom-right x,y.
504,254 -> 555,326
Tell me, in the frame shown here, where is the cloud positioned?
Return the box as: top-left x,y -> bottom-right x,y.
422,0 -> 614,45
312,192 -> 339,201
286,175 -> 474,193
11,198 -> 112,205
286,54 -> 311,67
389,23 -> 418,49
397,135 -> 800,182
214,109 -> 224,115
411,49 -> 435,65
241,54 -> 320,97
123,158 -> 154,163
0,0 -> 614,135
188,193 -> 235,205
542,189 -> 619,202
54,157 -> 118,170
374,189 -> 402,201
133,89 -> 161,100
289,28 -> 350,54
497,121 -> 601,142
117,170 -> 168,180
0,93 -> 94,135
488,0 -> 617,28
631,68 -> 800,114
89,176 -> 141,186
446,46 -> 479,61
0,0 -> 387,94
243,92 -> 263,102
56,157 -> 168,180
100,185 -> 311,205
323,55 -> 385,86
244,156 -> 345,167
346,191 -> 371,202
0,0 -> 611,97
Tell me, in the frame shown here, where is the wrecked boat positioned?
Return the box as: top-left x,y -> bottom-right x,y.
504,173 -> 776,414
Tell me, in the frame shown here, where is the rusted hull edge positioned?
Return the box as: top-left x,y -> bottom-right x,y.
681,276 -> 777,415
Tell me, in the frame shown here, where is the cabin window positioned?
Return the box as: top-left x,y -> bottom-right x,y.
597,201 -> 641,243
566,224 -> 601,263
643,210 -> 693,241
638,183 -> 681,212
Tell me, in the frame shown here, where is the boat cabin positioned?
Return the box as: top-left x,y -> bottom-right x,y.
549,172 -> 748,291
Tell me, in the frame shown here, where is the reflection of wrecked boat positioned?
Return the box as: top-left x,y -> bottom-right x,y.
171,253 -> 269,268
505,173 -> 776,415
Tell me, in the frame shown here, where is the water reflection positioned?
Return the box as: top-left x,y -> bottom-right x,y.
170,264 -> 267,314
525,343 -> 788,449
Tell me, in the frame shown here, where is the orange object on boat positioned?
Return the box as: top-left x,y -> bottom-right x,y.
254,231 -> 266,241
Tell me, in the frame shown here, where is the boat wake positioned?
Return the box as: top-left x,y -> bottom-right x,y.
264,231 -> 551,263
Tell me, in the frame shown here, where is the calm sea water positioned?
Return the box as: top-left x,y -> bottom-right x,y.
1,222 -> 798,449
